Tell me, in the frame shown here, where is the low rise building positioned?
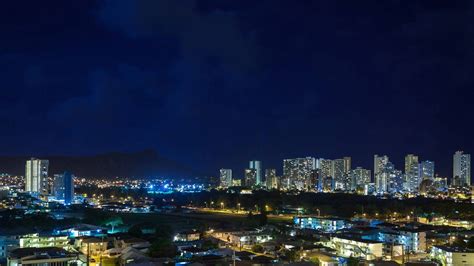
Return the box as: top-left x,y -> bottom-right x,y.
378,228 -> 426,253
211,230 -> 272,249
74,237 -> 108,257
294,216 -> 350,232
0,235 -> 20,260
430,245 -> 474,266
173,230 -> 201,242
7,247 -> 80,266
330,236 -> 383,261
19,233 -> 69,249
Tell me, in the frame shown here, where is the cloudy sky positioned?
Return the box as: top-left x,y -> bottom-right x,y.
1,0 -> 473,177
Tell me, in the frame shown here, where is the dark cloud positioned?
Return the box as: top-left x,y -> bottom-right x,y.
97,0 -> 258,72
0,0 -> 473,176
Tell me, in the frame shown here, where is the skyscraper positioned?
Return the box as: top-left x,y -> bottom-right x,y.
219,169 -> 233,188
405,154 -> 419,175
317,158 -> 333,191
421,160 -> 435,181
244,168 -> 257,187
332,157 -> 351,190
25,158 -> 49,195
406,163 -> 421,192
387,166 -> 404,194
249,160 -> 262,185
352,167 -> 371,191
405,154 -> 420,192
374,155 -> 389,193
265,169 -> 278,189
283,157 -> 316,190
453,151 -> 471,186
53,171 -> 74,204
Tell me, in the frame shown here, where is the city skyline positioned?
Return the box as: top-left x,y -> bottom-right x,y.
219,151 -> 470,181
218,150 -> 471,196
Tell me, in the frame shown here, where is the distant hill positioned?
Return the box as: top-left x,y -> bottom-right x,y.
0,149 -> 195,178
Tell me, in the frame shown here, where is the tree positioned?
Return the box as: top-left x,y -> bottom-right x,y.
148,238 -> 177,258
258,212 -> 268,226
467,237 -> 474,249
284,249 -> 299,262
347,256 -> 360,266
128,224 -> 143,238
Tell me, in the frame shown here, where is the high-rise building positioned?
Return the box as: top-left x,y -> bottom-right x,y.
421,160 -> 435,181
352,167 -> 371,191
53,171 -> 74,204
405,154 -> 419,176
374,155 -> 389,194
265,169 -> 278,189
332,157 -> 351,190
317,158 -> 333,191
453,151 -> 471,186
405,154 -> 420,193
406,163 -> 421,193
25,158 -> 49,195
387,167 -> 404,194
283,157 -> 316,190
219,169 -> 233,188
249,160 -> 262,185
244,168 -> 257,187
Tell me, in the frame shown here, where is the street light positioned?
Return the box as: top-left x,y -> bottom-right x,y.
221,202 -> 224,210
237,203 -> 241,212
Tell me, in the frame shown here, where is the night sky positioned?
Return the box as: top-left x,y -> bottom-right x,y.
1,0 -> 473,177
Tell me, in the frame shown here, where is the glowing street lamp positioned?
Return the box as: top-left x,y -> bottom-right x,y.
221,202 -> 224,209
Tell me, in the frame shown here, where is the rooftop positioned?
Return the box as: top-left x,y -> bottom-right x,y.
9,247 -> 75,260
433,245 -> 474,253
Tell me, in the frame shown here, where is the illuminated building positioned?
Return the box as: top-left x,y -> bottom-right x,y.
421,160 -> 435,181
25,158 -> 49,195
387,167 -> 404,193
332,157 -> 351,190
173,230 -> 200,242
211,230 -> 272,248
330,236 -> 383,261
74,237 -> 107,257
244,168 -> 257,187
232,179 -> 241,186
19,233 -> 69,249
374,155 -> 389,194
283,157 -> 316,190
7,247 -> 79,266
317,158 -> 333,191
53,171 -> 74,204
453,151 -> 471,186
294,216 -> 349,232
404,154 -> 420,192
0,235 -> 20,260
249,160 -> 262,185
265,169 -> 278,189
332,158 -> 344,190
405,154 -> 419,176
431,245 -> 474,266
219,169 -> 233,188
378,229 -> 426,253
351,167 -> 371,191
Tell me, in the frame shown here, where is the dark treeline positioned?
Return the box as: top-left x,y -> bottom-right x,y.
155,190 -> 474,220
